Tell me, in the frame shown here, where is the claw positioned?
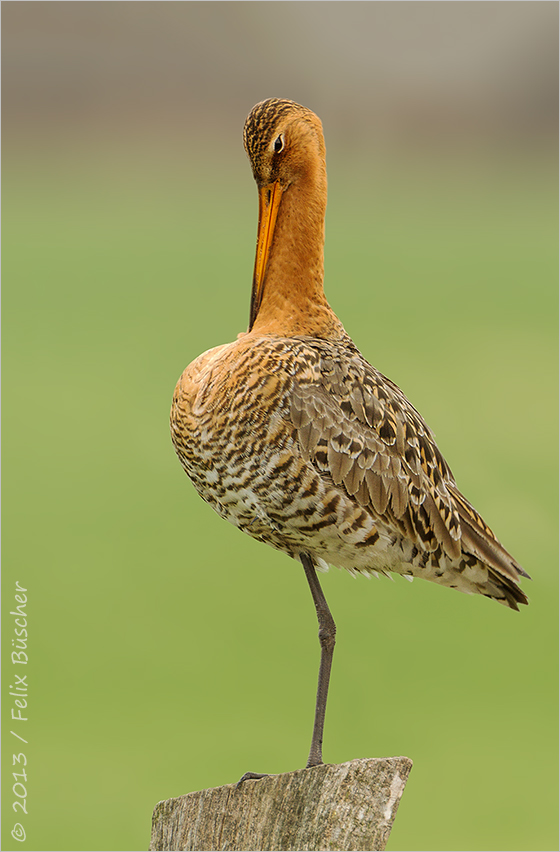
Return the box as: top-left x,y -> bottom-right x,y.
236,771 -> 270,789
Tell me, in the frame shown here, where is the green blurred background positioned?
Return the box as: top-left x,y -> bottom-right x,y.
2,3 -> 558,850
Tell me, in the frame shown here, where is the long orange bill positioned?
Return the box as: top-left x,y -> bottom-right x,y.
249,180 -> 284,330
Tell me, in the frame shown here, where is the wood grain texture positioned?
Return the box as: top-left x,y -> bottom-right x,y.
150,757 -> 413,851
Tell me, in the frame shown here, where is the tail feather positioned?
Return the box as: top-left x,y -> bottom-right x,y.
450,486 -> 530,608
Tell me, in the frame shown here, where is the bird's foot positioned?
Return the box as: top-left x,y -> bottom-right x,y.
236,771 -> 271,788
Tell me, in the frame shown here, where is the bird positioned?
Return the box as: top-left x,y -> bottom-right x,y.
170,98 -> 529,772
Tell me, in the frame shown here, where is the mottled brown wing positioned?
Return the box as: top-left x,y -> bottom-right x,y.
290,345 -> 527,587
290,349 -> 463,559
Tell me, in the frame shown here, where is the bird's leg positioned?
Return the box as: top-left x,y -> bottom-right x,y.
300,552 -> 336,768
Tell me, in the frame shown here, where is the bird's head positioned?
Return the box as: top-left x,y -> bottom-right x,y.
243,98 -> 325,189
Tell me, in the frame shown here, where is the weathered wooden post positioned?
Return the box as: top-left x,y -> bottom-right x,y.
150,756 -> 412,851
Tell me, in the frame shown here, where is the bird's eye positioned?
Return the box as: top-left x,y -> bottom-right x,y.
273,135 -> 284,154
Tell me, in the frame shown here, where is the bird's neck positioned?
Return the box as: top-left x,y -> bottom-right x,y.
249,170 -> 345,340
